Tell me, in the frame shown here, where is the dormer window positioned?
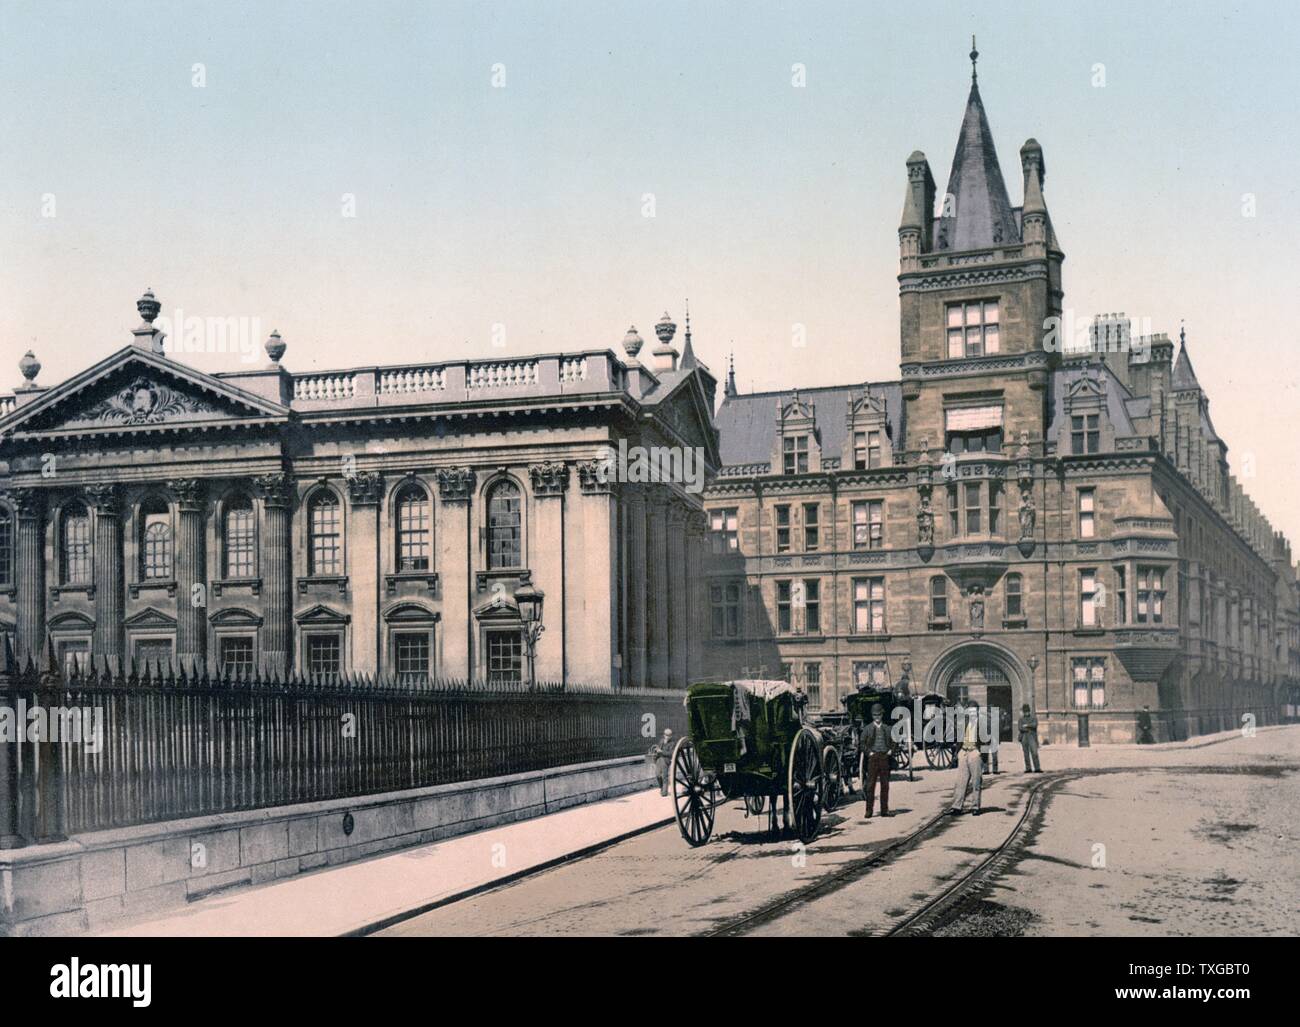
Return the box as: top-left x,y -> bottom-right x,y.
946,300 -> 1000,359
1071,413 -> 1100,454
783,435 -> 809,474
853,430 -> 883,470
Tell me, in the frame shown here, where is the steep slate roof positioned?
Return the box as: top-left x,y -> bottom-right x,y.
713,381 -> 904,468
936,81 -> 1021,251
1046,361 -> 1137,438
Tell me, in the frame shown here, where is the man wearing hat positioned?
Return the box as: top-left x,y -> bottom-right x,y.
649,728 -> 675,796
1018,703 -> 1041,772
947,699 -> 983,816
861,702 -> 895,819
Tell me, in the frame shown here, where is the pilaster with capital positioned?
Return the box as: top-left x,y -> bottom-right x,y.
646,492 -> 670,687
87,484 -> 124,659
10,489 -> 46,664
624,484 -> 647,688
255,472 -> 295,673
666,502 -> 688,689
168,478 -> 207,664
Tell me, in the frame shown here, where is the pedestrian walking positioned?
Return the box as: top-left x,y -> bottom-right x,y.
649,728 -> 675,796
947,700 -> 983,816
861,703 -> 894,819
1019,703 -> 1041,772
1137,705 -> 1154,745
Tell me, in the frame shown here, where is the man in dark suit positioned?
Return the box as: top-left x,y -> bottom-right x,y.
861,703 -> 894,820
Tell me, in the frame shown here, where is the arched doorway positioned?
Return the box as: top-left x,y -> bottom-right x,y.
926,642 -> 1029,744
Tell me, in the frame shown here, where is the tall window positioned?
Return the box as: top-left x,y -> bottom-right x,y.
393,632 -> 431,681
853,430 -> 883,470
710,508 -> 738,554
988,484 -> 1002,536
804,663 -> 822,709
776,581 -> 793,633
307,634 -> 342,680
220,637 -> 255,676
783,435 -> 809,475
1071,413 -> 1100,454
710,582 -> 741,638
1078,488 -> 1096,539
946,485 -> 959,537
930,576 -> 949,620
853,500 -> 883,550
61,502 -> 92,585
0,507 -> 12,586
395,483 -> 431,571
140,499 -> 172,580
1005,573 -> 1023,619
224,495 -> 256,578
1116,566 -> 1128,624
774,505 -> 791,552
853,577 -> 885,634
803,579 -> 821,634
965,483 -> 982,534
946,299 -> 1000,358
1079,569 -> 1099,627
803,503 -> 819,551
487,480 -> 522,569
1137,566 -> 1166,624
1072,658 -> 1106,708
308,491 -> 342,575
487,630 -> 523,684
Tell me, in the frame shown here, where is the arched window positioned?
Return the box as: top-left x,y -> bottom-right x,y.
486,480 -> 522,569
308,490 -> 342,576
0,506 -> 12,586
61,503 -> 93,585
140,498 -> 173,579
1005,573 -> 1023,619
224,495 -> 256,578
395,483 -> 431,572
930,576 -> 948,620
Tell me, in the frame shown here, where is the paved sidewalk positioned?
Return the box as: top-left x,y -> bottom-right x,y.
97,787 -> 674,937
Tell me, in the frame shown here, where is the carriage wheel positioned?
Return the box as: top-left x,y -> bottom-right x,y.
894,741 -> 912,771
744,794 -> 766,817
821,745 -> 842,812
670,738 -> 717,846
787,728 -> 823,844
924,738 -> 958,769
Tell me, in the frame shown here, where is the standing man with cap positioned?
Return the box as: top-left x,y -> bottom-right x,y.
861,703 -> 894,819
947,699 -> 983,816
1018,703 -> 1041,772
649,728 -> 675,796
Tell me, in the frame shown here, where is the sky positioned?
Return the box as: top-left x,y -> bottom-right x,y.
1,0 -> 1297,546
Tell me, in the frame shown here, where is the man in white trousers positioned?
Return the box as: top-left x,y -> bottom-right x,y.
947,699 -> 983,817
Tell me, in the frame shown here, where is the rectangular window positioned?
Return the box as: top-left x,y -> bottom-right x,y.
783,435 -> 809,475
710,582 -> 741,638
487,630 -> 523,685
58,640 -> 90,677
853,500 -> 883,549
774,505 -> 791,553
393,631 -> 431,680
853,432 -> 868,470
1005,574 -> 1023,619
853,577 -> 885,634
134,639 -> 173,668
965,482 -> 982,535
853,660 -> 888,689
803,579 -> 821,634
804,663 -> 822,709
1116,566 -> 1127,624
930,576 -> 949,620
946,300 -> 1000,359
777,580 -> 792,633
1080,569 -> 1098,627
220,637 -> 255,676
63,511 -> 92,585
946,485 -> 959,537
225,506 -> 256,578
1078,489 -> 1095,539
310,500 -> 342,575
1137,566 -> 1166,624
803,503 -> 819,551
1072,657 -> 1106,708
709,508 -> 739,554
307,635 -> 342,680
1071,413 -> 1100,454
988,484 -> 1001,536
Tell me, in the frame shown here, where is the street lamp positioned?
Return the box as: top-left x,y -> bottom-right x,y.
515,585 -> 545,688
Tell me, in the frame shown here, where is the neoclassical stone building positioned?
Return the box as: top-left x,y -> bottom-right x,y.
701,56 -> 1300,743
0,294 -> 719,689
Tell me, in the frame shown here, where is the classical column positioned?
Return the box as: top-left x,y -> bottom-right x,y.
625,485 -> 647,688
436,467 -> 475,680
168,479 -> 207,667
87,484 -> 124,660
646,493 -> 670,687
255,472 -> 295,675
667,503 -> 688,689
11,489 -> 46,666
684,510 -> 706,686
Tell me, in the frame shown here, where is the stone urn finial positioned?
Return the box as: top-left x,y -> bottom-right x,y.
137,288 -> 161,325
655,311 -> 677,346
265,330 -> 286,365
622,325 -> 644,361
18,350 -> 40,387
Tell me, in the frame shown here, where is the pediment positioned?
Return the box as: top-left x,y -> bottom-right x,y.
384,601 -> 440,624
0,347 -> 289,439
847,384 -> 888,421
295,603 -> 351,626
124,607 -> 178,630
209,607 -> 264,628
48,611 -> 96,633
473,595 -> 521,621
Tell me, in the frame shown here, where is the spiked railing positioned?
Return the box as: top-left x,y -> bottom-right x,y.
0,639 -> 686,845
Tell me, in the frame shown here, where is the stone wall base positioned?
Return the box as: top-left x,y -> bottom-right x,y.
0,755 -> 656,937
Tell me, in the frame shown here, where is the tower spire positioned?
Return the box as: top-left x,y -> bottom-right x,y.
680,298 -> 699,369
970,34 -> 979,83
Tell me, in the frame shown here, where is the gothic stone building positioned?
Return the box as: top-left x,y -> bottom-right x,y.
701,63 -> 1300,744
0,297 -> 718,690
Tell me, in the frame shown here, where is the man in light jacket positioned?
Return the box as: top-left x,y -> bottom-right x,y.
947,700 -> 983,816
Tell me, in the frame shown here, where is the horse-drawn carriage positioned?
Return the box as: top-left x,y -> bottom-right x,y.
670,680 -> 832,846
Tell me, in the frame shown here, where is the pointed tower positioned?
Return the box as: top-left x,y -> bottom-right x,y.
898,41 -> 1064,461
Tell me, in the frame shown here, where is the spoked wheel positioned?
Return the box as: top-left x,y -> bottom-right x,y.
821,745 -> 842,812
670,738 -> 718,846
925,738 -> 958,769
743,794 -> 766,817
894,741 -> 912,771
787,728 -> 823,844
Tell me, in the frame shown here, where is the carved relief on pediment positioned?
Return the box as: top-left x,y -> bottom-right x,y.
31,373 -> 229,432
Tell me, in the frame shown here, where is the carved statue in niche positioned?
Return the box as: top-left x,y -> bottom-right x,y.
969,587 -> 985,631
917,495 -> 934,545
1018,491 -> 1036,540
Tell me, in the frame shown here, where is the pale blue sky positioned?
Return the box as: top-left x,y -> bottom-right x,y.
2,1 -> 1298,544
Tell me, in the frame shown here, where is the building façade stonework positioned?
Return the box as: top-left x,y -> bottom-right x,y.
699,59 -> 1300,744
0,296 -> 719,690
